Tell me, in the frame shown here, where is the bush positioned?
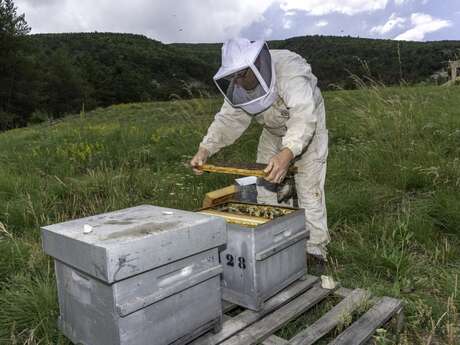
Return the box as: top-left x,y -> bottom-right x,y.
28,110 -> 50,125
0,111 -> 20,131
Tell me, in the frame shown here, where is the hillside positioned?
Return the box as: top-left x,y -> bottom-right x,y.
2,32 -> 460,131
0,84 -> 459,344
172,35 -> 460,89
27,33 -> 217,105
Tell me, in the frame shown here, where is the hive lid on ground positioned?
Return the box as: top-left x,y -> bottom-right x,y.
41,205 -> 227,284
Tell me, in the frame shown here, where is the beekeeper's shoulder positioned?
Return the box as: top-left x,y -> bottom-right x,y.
270,49 -> 312,79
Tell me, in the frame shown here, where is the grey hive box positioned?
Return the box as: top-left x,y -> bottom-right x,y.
41,205 -> 227,345
199,202 -> 307,311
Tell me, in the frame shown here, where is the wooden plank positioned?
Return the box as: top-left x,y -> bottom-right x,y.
202,185 -> 237,208
170,318 -> 221,345
334,287 -> 353,299
223,314 -> 233,322
190,275 -> 319,345
199,163 -> 267,178
288,289 -> 371,345
199,163 -> 297,178
328,297 -> 403,345
263,335 -> 289,345
394,307 -> 405,335
220,284 -> 332,345
223,300 -> 237,313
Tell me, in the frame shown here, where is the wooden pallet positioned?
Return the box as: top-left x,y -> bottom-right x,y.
189,275 -> 404,345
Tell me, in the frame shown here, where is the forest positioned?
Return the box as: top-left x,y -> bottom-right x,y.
1,0 -> 460,130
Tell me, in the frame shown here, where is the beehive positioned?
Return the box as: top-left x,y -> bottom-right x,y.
198,202 -> 307,311
42,205 -> 226,345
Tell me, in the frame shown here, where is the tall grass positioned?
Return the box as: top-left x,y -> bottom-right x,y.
0,84 -> 459,344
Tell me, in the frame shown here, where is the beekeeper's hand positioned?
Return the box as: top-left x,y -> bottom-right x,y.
190,147 -> 210,175
264,148 -> 294,184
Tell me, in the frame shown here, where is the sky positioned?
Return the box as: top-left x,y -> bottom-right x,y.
15,0 -> 460,43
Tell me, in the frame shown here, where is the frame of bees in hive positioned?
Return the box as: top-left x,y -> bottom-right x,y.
198,202 -> 296,227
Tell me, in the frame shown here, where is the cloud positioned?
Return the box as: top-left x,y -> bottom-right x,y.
18,0 -> 392,42
18,0 -> 60,8
282,17 -> 293,29
394,13 -> 452,41
14,0 -> 453,43
279,0 -> 389,16
316,20 -> 329,27
370,13 -> 406,35
264,27 -> 274,37
16,0 -> 278,43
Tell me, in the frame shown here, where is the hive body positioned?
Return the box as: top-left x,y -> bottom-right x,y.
200,202 -> 308,311
42,205 -> 226,345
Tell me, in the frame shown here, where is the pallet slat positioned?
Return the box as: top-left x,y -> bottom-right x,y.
334,287 -> 353,299
288,289 -> 371,345
262,335 -> 289,345
190,276 -> 319,345
220,285 -> 333,345
223,301 -> 237,313
327,297 -> 403,345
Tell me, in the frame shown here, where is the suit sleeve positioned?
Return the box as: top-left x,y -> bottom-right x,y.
200,101 -> 252,156
278,75 -> 318,157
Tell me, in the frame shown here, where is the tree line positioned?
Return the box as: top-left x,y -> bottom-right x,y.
1,0 -> 459,131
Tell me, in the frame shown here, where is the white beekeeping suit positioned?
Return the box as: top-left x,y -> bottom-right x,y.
198,38 -> 330,259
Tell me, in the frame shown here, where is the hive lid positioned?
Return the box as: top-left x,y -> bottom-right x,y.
41,205 -> 226,283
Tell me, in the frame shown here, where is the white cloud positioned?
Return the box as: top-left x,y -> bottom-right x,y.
394,13 -> 452,41
316,20 -> 329,27
264,27 -> 274,37
15,0 -> 450,43
394,0 -> 409,5
16,0 -> 278,43
370,13 -> 406,35
279,0 -> 389,16
283,17 -> 293,29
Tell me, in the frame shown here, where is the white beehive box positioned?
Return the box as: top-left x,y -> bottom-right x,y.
42,205 -> 227,345
198,202 -> 307,311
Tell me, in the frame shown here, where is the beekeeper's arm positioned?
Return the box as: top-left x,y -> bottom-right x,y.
280,75 -> 317,158
265,75 -> 317,183
190,101 -> 252,174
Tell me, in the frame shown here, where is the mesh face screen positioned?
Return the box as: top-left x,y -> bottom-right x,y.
215,45 -> 272,106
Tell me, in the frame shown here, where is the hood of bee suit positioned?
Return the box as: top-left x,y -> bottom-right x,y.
213,38 -> 277,115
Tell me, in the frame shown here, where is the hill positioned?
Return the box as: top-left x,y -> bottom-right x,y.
0,84 -> 459,344
2,33 -> 460,130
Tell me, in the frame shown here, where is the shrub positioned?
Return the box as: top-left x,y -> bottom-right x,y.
28,110 -> 50,125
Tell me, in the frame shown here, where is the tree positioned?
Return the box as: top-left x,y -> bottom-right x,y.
42,49 -> 86,117
0,0 -> 31,130
0,0 -> 30,36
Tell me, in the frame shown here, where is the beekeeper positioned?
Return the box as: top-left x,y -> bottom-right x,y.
190,38 -> 330,260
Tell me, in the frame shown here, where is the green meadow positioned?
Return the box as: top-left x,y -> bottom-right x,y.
0,84 -> 459,344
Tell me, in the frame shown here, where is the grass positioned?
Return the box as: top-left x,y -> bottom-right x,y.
0,84 -> 459,344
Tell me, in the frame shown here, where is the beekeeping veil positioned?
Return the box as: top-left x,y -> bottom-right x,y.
214,38 -> 277,115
